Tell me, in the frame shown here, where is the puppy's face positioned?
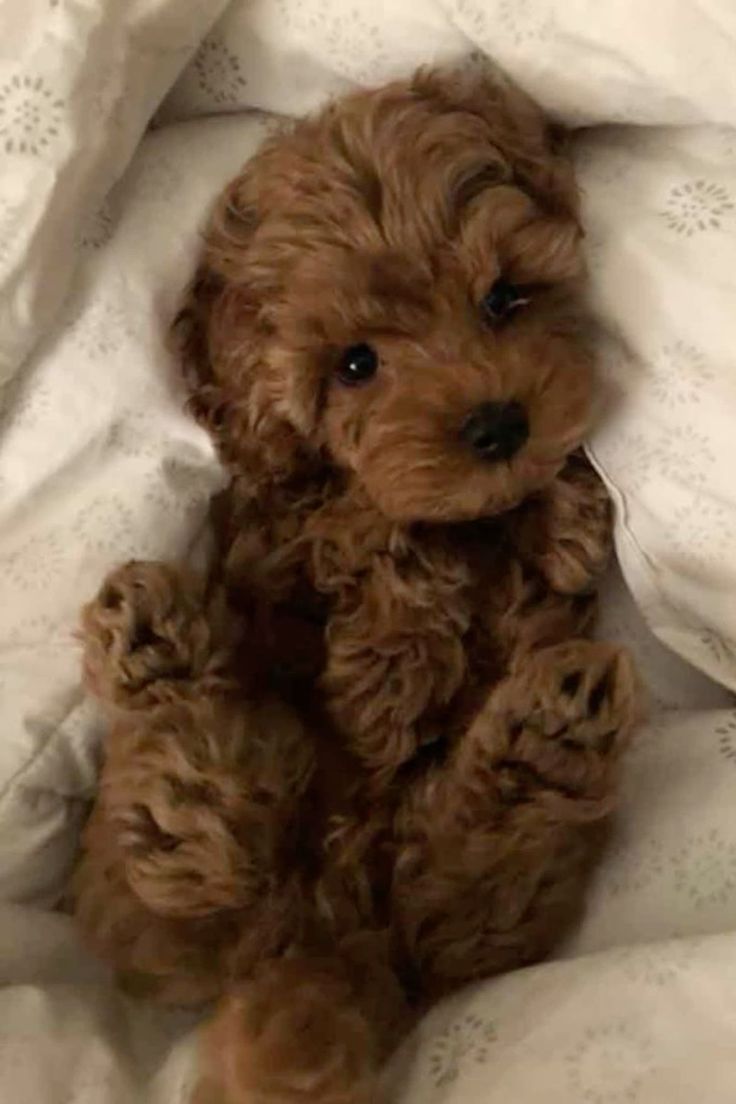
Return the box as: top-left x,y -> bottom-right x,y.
195,70 -> 593,522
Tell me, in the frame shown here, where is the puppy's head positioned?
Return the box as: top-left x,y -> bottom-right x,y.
179,67 -> 592,522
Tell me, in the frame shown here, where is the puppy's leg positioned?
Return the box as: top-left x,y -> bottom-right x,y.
193,956 -> 404,1104
510,452 -> 613,595
317,555 -> 471,781
75,562 -> 313,1001
393,640 -> 638,993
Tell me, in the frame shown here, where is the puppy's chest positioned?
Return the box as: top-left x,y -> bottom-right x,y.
291,525 -> 509,657
223,480 -> 526,700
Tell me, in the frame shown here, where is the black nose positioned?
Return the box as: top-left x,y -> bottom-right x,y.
460,401 -> 529,461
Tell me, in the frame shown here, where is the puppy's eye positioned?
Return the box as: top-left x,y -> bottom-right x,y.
480,278 -> 529,326
336,343 -> 378,386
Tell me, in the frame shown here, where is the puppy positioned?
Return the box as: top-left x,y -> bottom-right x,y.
73,67 -> 638,1104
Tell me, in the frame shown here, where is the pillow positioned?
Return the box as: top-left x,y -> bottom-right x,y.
158,0 -> 736,128
579,123 -> 736,691
0,0 -> 229,387
156,0 -> 468,123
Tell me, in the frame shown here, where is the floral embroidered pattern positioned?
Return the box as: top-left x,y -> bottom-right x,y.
672,828 -> 736,909
566,1021 -> 655,1103
63,297 -> 136,360
0,73 -> 65,156
661,179 -> 734,236
612,938 -> 700,990
2,531 -> 66,594
645,340 -> 713,409
272,0 -> 389,84
497,0 -> 554,45
715,712 -> 736,764
652,423 -> 716,488
671,493 -> 736,570
79,198 -> 117,250
427,1013 -> 496,1088
193,34 -> 247,105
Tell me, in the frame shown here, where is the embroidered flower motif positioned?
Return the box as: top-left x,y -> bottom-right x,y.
612,938 -> 700,989
71,496 -> 140,560
193,35 -> 247,106
715,712 -> 736,764
661,179 -> 734,236
652,423 -> 716,489
566,1020 -> 655,1103
427,1013 -> 496,1088
273,0 -> 389,84
2,531 -> 66,593
79,197 -> 117,250
671,493 -> 736,570
672,827 -> 736,909
645,340 -> 713,409
63,297 -> 135,360
0,73 -> 65,155
497,0 -> 554,44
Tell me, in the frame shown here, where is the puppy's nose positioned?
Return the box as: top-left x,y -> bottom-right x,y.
460,401 -> 529,462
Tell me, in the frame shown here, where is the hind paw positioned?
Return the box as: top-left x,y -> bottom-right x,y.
493,640 -> 640,795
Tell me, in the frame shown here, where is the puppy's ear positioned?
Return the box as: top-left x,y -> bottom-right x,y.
173,172 -> 309,490
410,66 -> 579,221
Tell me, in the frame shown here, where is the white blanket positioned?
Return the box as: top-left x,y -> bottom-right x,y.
2,1 -> 736,1101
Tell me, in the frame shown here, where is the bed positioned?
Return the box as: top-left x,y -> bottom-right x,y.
2,1 -> 736,1099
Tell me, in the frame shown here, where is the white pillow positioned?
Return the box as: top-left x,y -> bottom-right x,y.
159,0 -> 736,128
0,0 -> 229,386
579,124 -> 736,691
156,0 -> 468,123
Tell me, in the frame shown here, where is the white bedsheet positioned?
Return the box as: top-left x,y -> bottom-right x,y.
2,1 -> 736,1101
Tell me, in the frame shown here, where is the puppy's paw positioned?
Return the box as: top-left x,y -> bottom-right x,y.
495,640 -> 639,797
116,782 -> 264,918
199,961 -> 378,1104
80,561 -> 225,708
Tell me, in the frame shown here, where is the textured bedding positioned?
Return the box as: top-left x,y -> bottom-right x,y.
2,1 -> 736,1101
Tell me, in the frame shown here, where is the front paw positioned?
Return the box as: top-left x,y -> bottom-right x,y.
517,458 -> 613,595
80,561 -> 225,708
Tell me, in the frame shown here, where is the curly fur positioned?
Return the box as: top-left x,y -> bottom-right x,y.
73,67 -> 639,1104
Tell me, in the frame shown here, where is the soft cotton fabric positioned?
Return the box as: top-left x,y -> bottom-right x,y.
2,1 -> 736,1101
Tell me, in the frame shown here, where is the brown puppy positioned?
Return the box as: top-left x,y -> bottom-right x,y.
73,67 -> 638,1104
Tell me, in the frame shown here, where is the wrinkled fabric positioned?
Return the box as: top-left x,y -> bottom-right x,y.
2,1 -> 736,1101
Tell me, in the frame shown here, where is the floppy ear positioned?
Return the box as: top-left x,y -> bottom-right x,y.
173,172 -> 310,491
410,65 -> 579,222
